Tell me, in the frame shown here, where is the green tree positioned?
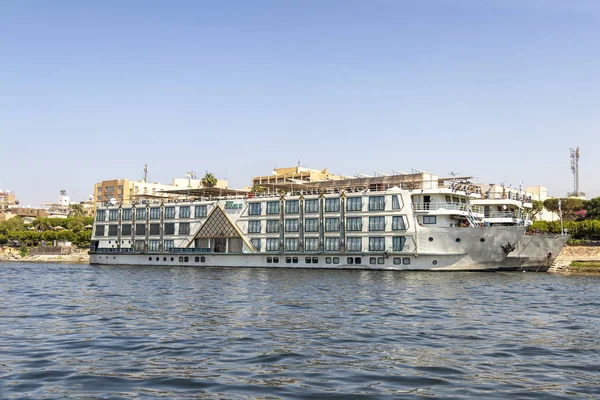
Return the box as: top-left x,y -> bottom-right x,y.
530,200 -> 545,221
68,204 -> 85,217
543,198 -> 585,221
201,172 -> 218,188
585,197 -> 600,220
0,217 -> 25,235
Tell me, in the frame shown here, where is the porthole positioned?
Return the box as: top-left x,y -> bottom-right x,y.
273,257 -> 279,263
402,257 -> 411,265
370,257 -> 377,265
267,257 -> 272,263
333,257 -> 339,264
428,237 -> 434,242
355,257 -> 362,265
377,257 -> 384,265
292,257 -> 298,264
393,257 -> 401,265
179,257 -> 183,262
326,257 -> 332,264
184,256 -> 189,262
306,257 -> 312,264
195,256 -> 200,262
456,238 -> 461,243
432,260 -> 438,265
156,257 -> 159,261
163,257 -> 167,261
286,257 -> 292,264
201,256 -> 205,262
347,257 -> 354,265
480,238 -> 486,242
312,257 -> 318,264
171,257 -> 174,262
149,257 -> 152,261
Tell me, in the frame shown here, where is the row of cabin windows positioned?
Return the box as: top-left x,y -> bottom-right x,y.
247,195 -> 402,216
250,236 -> 406,252
247,216 -> 407,234
96,205 -> 208,222
96,222 -> 190,237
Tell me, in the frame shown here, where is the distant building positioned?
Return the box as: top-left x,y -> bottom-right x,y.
251,167 -> 345,187
93,176 -> 228,207
0,189 -> 18,211
0,207 -> 49,224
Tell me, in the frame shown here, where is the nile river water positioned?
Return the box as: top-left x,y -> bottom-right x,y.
1,263 -> 599,399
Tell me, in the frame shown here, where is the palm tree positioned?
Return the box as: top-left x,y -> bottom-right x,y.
68,204 -> 85,217
201,172 -> 218,188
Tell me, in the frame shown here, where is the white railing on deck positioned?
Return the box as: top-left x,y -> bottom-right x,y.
413,202 -> 484,214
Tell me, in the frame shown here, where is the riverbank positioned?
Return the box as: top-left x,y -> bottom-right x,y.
551,245 -> 600,273
0,248 -> 89,264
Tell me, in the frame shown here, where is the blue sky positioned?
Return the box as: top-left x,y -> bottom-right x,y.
1,0 -> 598,205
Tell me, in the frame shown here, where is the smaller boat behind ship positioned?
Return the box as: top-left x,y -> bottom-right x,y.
471,184 -> 569,271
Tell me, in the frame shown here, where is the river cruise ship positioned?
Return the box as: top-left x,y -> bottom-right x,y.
90,174 -> 527,271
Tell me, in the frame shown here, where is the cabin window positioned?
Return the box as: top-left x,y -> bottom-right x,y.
164,223 -> 175,235
285,238 -> 299,251
333,257 -> 339,264
286,257 -> 292,264
164,240 -> 174,251
273,257 -> 279,263
164,207 -> 176,219
285,200 -> 299,214
122,209 -> 132,220
266,238 -> 279,251
392,216 -> 406,230
135,224 -> 145,235
149,223 -> 160,235
403,257 -> 411,265
346,197 -> 362,211
178,223 -> 190,235
392,195 -> 402,210
285,219 -> 299,232
325,198 -> 340,212
251,238 -> 261,251
195,257 -> 200,262
347,257 -> 354,265
393,257 -> 401,265
393,237 -> 406,251
312,257 -> 318,264
136,208 -> 146,220
325,218 -> 340,232
267,257 -> 272,263
304,237 -> 319,251
121,224 -> 131,236
304,199 -> 319,213
423,216 -> 437,225
150,208 -> 161,219
248,203 -> 262,215
325,237 -> 340,252
304,218 -> 319,232
266,201 -> 280,215
248,221 -> 261,233
354,257 -> 362,264
346,237 -> 362,252
109,210 -> 119,221
266,220 -> 280,233
368,196 -> 385,211
369,216 -> 385,231
326,257 -> 332,264
368,237 -> 385,251
179,206 -> 190,218
95,225 -> 105,236
108,225 -> 118,236
292,257 -> 298,264
195,205 -> 207,217
306,257 -> 312,264
370,257 -> 377,265
149,240 -> 160,251
377,257 -> 385,265
95,210 -> 106,221
346,217 -> 362,231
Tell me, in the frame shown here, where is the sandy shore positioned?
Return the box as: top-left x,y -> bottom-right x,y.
0,248 -> 90,264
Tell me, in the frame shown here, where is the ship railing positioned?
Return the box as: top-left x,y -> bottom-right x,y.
485,211 -> 529,219
413,202 -> 484,214
94,248 -> 135,253
167,247 -> 213,253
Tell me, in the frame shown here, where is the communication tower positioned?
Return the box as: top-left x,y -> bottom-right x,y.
570,147 -> 580,197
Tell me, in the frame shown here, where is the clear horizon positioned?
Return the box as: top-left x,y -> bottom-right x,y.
1,0 -> 599,206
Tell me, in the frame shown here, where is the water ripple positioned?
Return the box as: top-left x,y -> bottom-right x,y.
1,263 -> 599,399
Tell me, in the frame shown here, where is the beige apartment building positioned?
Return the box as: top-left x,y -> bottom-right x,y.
251,167 -> 345,187
93,177 -> 228,206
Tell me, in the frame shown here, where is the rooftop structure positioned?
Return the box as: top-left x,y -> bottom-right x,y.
251,167 -> 346,187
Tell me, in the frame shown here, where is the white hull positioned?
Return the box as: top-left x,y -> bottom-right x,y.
500,234 -> 570,272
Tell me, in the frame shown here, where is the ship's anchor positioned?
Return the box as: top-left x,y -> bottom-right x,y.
501,242 -> 516,254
